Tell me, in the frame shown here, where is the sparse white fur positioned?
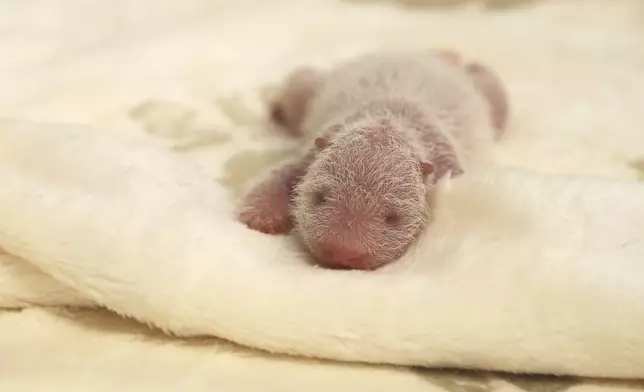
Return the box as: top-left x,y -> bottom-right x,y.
293,51 -> 497,268
294,124 -> 429,267
301,52 -> 495,167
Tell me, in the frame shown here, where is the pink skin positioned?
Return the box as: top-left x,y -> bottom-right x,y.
293,126 -> 439,270
238,153 -> 313,235
240,50 -> 509,270
270,67 -> 323,136
239,119 -> 459,270
433,50 -> 509,138
466,62 -> 509,138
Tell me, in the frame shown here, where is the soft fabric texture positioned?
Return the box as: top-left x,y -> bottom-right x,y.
1,0 -> 644,390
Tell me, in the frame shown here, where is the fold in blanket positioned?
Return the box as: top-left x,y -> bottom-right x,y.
0,119 -> 642,379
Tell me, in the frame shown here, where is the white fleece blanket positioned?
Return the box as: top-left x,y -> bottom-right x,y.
1,0 -> 644,390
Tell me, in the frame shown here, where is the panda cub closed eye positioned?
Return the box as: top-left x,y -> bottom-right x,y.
384,212 -> 401,226
312,190 -> 328,206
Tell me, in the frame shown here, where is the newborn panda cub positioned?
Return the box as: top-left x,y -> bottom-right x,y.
239,49 -> 509,270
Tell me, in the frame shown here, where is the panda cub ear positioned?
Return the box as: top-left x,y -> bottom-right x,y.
314,137 -> 328,150
419,161 -> 435,180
